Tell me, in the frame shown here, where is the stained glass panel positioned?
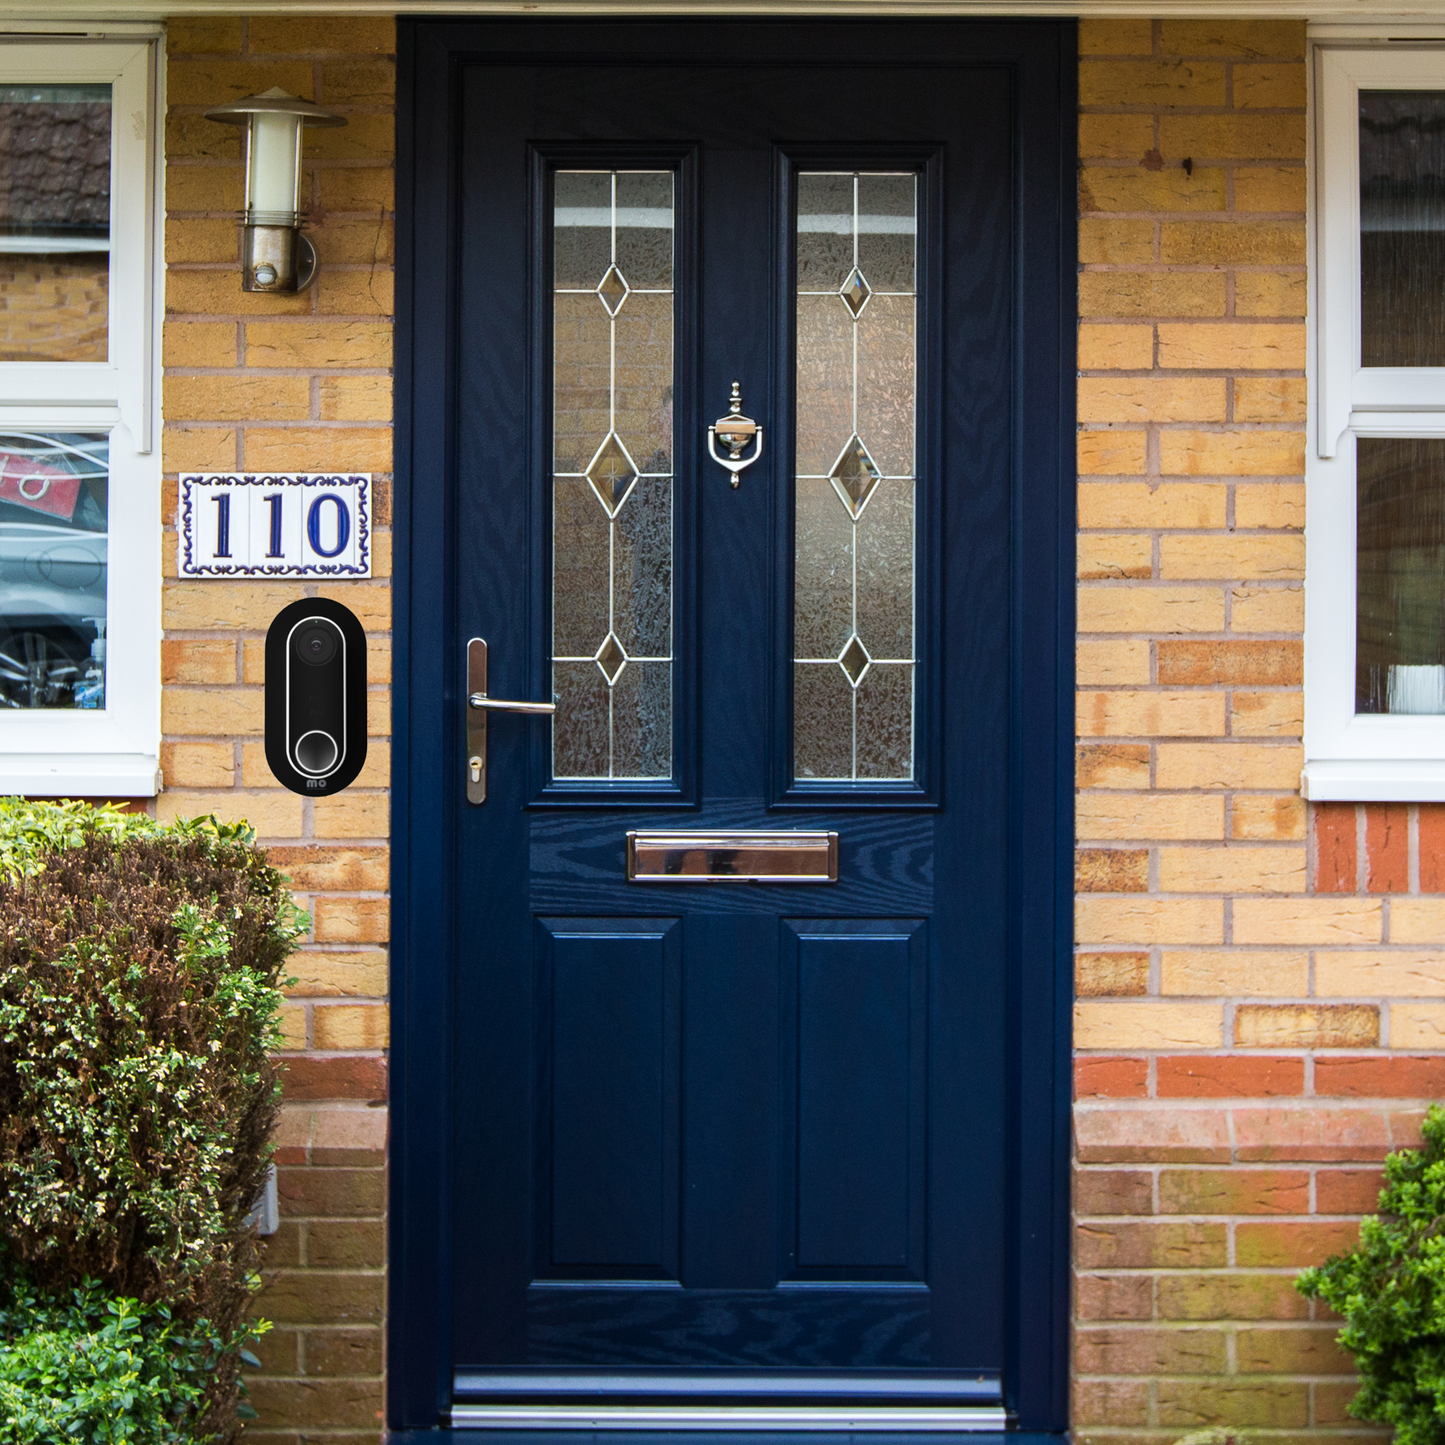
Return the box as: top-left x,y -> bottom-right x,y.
552,171 -> 674,780
793,172 -> 916,782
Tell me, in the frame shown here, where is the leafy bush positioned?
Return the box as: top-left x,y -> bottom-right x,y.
0,1277 -> 264,1445
1299,1102 -> 1445,1445
0,798 -> 304,1441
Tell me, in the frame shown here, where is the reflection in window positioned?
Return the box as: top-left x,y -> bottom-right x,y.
1357,437 -> 1445,714
793,172 -> 917,781
0,84 -> 111,363
1360,91 -> 1445,368
0,432 -> 108,710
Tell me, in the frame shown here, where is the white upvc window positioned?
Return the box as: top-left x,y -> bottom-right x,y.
1306,37 -> 1445,800
0,34 -> 162,797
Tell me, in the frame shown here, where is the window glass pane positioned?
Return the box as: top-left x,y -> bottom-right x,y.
793,172 -> 916,782
1360,90 -> 1445,367
0,431 -> 108,710
551,170 -> 674,781
1356,437 -> 1445,714
0,83 -> 111,363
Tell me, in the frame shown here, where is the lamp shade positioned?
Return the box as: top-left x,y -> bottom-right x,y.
203,87 -> 346,224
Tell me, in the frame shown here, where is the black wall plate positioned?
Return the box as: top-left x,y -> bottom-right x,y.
264,596 -> 368,797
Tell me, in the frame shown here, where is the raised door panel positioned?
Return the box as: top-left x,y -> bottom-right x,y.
783,917 -> 927,1279
534,917 -> 681,1280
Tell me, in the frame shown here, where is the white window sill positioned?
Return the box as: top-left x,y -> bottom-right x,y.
1302,758 -> 1445,801
0,753 -> 160,798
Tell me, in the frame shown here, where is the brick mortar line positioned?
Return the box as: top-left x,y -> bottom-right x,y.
257,1265 -> 387,1277
164,315 -> 394,325
167,261 -> 394,271
1077,1174 -> 1398,1181
1074,1264 -> 1368,1271
1080,248 -> 1308,254
1078,572 -> 1303,579
1078,105 -> 1307,114
1075,1214 -> 1386,1223
166,165 -> 396,178
1074,736 -> 1301,742
1079,426 -> 1305,433
1076,1083 -> 1416,1098
168,104 -> 395,116
167,208 -> 395,216
165,369 -> 395,377
1075,1322 -> 1350,1329
1078,529 -> 1304,536
274,1046 -> 387,1053
167,156 -> 393,164
1080,56 -> 1307,63
1077,635 -> 1301,641
1082,260 -> 1305,267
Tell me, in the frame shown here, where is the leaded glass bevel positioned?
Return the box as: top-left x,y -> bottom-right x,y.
552,171 -> 675,781
793,172 -> 917,783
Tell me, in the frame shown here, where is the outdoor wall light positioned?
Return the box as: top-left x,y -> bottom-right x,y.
203,88 -> 347,293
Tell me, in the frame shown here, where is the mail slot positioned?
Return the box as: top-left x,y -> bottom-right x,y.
626,831 -> 839,884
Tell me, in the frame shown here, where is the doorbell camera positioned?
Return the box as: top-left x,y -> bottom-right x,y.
265,597 -> 367,796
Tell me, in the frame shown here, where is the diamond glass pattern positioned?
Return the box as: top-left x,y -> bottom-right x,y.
586,434 -> 638,516
793,172 -> 918,782
597,263 -> 629,316
841,266 -> 871,317
838,634 -> 870,685
596,632 -> 628,684
553,171 -> 675,780
830,436 -> 881,519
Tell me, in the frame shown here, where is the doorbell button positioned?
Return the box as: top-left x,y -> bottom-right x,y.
294,728 -> 340,776
264,598 -> 367,797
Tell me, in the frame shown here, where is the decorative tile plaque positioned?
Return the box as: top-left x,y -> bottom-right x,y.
178,473 -> 370,578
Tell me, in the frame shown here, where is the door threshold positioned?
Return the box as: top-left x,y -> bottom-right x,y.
449,1407 -> 1009,1431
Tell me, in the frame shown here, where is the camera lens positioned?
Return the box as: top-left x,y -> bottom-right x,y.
293,620 -> 339,667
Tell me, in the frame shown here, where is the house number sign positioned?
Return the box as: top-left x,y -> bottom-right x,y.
178,473 -> 371,578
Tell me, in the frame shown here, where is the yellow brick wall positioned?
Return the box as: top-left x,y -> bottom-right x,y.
1075,20 -> 1439,1445
150,15 -> 1445,1440
163,16 -> 394,1438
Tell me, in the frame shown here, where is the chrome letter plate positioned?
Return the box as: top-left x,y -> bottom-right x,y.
626,831 -> 838,884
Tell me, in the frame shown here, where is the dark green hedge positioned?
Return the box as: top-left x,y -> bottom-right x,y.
1300,1103 -> 1445,1445
0,799 -> 305,1442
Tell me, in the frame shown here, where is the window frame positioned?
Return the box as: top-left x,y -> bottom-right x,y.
1306,39 -> 1445,801
0,35 -> 162,798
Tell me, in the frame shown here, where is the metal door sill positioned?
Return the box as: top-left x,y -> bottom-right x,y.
449,1406 -> 1010,1431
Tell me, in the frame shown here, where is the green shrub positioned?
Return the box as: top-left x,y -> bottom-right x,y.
0,1276 -> 266,1445
0,798 -> 305,1441
1299,1102 -> 1445,1445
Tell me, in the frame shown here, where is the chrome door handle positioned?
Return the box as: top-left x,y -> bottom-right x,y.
466,637 -> 554,805
469,694 -> 556,714
707,380 -> 763,487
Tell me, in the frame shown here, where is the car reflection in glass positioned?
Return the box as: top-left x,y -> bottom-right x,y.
0,432 -> 109,710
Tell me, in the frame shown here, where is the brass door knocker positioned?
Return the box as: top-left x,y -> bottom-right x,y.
707,381 -> 763,487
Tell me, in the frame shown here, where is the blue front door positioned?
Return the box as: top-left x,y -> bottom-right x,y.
392,18 -> 1074,1432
